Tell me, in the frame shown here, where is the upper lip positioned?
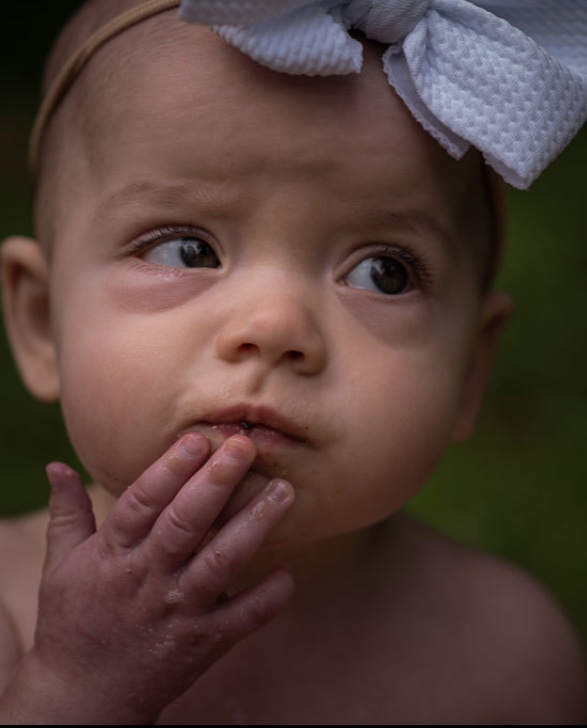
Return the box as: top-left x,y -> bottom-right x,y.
198,404 -> 309,443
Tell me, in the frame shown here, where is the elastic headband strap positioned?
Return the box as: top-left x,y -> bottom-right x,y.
29,0 -> 181,170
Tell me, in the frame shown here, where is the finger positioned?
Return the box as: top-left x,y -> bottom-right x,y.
146,435 -> 258,569
203,565 -> 295,643
181,478 -> 295,604
104,432 -> 210,549
44,462 -> 95,569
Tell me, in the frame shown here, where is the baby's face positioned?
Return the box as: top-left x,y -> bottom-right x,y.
43,20 -> 503,546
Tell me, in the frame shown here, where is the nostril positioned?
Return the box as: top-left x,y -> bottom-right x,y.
288,350 -> 304,361
217,319 -> 325,372
236,342 -> 303,361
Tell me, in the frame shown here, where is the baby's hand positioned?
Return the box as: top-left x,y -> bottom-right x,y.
21,434 -> 295,724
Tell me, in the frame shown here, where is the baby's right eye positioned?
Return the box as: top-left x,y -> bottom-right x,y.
142,236 -> 221,269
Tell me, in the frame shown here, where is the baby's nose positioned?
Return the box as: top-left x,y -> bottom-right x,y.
214,288 -> 327,375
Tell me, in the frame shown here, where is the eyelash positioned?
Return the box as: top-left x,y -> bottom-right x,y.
353,244 -> 434,292
123,224 -> 211,257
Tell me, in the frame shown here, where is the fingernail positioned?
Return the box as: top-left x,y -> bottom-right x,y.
224,436 -> 251,460
180,433 -> 206,456
45,462 -> 79,490
267,479 -> 294,505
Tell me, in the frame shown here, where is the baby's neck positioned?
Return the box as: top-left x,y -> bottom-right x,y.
235,525 -> 381,597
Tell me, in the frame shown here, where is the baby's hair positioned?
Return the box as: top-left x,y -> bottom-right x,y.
32,0 -> 179,249
30,0 -> 180,171
475,166 -> 505,292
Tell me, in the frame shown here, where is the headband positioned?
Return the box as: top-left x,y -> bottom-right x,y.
31,0 -> 587,190
29,0 -> 182,169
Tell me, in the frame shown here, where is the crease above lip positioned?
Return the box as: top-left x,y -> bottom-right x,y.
196,404 -> 309,444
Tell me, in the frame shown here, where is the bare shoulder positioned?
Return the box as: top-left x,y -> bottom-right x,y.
0,507 -> 49,679
393,512 -> 587,724
0,507 -> 48,583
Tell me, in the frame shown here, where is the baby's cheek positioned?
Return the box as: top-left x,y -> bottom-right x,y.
59,385 -> 141,494
271,383 -> 462,547
348,371 -> 462,500
57,342 -> 171,494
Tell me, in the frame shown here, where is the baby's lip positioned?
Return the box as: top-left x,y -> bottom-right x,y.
178,405 -> 313,513
195,404 -> 309,446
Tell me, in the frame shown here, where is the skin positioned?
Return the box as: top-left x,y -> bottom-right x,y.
0,7 -> 585,725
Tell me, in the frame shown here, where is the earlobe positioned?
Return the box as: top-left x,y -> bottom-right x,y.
1,236 -> 60,402
451,290 -> 513,443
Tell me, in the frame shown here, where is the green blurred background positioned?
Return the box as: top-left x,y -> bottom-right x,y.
1,2 -> 586,649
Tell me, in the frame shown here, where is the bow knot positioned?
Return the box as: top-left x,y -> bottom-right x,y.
343,0 -> 431,45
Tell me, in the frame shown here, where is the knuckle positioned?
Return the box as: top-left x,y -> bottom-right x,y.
125,482 -> 160,518
165,504 -> 198,538
200,546 -> 234,587
203,546 -> 230,573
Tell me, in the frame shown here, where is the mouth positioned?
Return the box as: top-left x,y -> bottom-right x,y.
178,405 -> 312,521
190,404 -> 310,451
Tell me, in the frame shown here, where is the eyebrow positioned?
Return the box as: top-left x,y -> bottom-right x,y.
357,207 -> 457,254
96,181 -> 190,215
94,179 -> 230,219
95,180 -> 458,256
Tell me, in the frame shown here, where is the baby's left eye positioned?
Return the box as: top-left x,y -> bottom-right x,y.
142,236 -> 220,269
344,255 -> 411,295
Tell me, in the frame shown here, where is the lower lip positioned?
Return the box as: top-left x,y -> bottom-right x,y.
199,422 -> 303,452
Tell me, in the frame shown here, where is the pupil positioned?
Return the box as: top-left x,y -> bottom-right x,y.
180,239 -> 219,268
372,258 -> 408,294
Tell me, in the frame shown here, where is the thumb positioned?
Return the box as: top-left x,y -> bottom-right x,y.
44,462 -> 96,568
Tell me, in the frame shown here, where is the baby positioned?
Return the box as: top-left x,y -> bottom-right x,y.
1,0 -> 586,723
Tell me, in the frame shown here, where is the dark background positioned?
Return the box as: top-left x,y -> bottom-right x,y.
1,2 -> 587,647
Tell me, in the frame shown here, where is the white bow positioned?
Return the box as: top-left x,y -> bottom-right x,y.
178,0 -> 587,189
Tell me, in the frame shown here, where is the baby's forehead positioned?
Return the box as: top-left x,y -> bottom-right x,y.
80,20 -> 448,163
39,4 -> 435,163
77,25 -> 471,214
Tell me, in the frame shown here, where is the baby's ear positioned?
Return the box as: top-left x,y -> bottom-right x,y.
1,236 -> 59,402
451,289 -> 513,442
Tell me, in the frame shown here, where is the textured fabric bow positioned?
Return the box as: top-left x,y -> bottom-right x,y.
178,0 -> 587,189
